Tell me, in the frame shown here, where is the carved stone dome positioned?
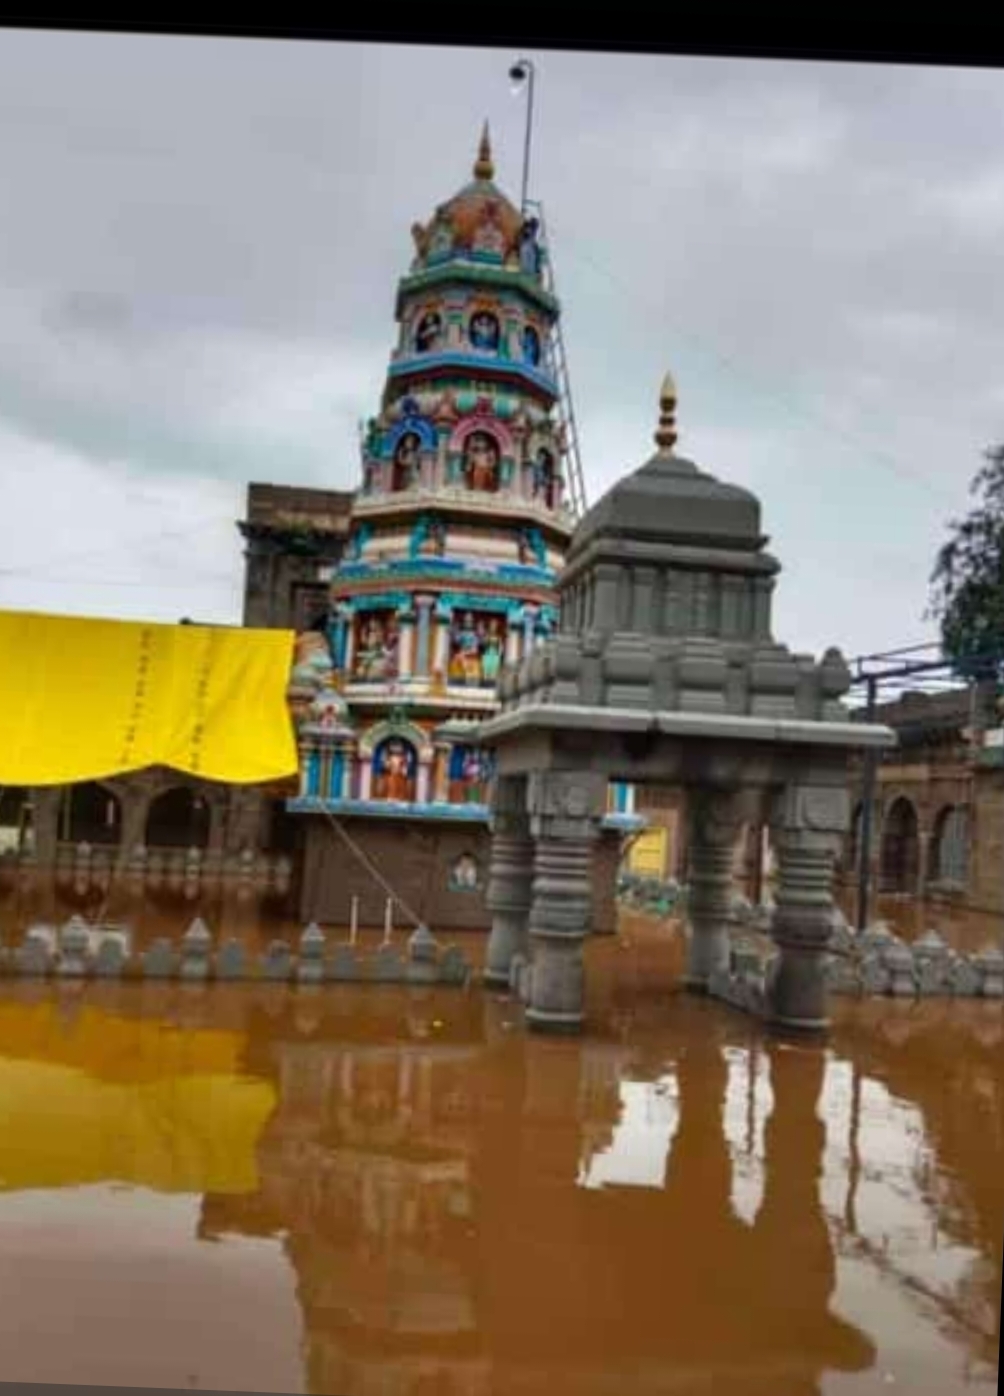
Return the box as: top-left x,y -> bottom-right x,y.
410,125 -> 527,268
570,374 -> 766,559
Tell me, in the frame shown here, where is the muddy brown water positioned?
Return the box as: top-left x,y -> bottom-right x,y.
0,911 -> 1000,1394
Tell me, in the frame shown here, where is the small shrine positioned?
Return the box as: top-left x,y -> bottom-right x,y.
478,376 -> 896,1033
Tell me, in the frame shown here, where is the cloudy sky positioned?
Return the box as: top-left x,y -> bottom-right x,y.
0,30 -> 1001,662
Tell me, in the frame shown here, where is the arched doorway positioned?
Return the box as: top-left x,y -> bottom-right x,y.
145,787 -> 211,850
0,787 -> 32,856
929,805 -> 968,886
880,797 -> 919,893
60,783 -> 122,847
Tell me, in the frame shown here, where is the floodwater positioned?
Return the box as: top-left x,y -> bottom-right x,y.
0,916 -> 1000,1395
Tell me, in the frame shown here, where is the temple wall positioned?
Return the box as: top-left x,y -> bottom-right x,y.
300,818 -> 621,935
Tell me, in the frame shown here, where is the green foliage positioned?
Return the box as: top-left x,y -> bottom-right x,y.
928,444 -> 1004,684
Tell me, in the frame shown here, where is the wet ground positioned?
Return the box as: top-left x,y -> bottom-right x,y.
0,912 -> 999,1395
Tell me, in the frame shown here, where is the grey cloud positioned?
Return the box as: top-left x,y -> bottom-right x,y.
0,34 -> 1001,657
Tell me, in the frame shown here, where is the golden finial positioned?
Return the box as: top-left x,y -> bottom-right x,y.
654,371 -> 678,452
474,121 -> 494,180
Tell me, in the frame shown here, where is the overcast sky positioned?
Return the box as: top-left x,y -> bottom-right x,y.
0,30 -> 1001,661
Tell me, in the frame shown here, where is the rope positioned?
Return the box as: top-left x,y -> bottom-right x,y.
319,808 -> 426,934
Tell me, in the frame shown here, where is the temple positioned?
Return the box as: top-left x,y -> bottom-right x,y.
283,128 -> 636,930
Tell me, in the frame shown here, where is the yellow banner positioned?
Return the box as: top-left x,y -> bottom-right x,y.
0,609 -> 299,786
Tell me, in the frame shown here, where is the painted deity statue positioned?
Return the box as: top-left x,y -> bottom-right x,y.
518,218 -> 542,277
415,310 -> 443,354
355,614 -> 398,682
471,204 -> 506,256
464,431 -> 499,492
531,448 -> 554,502
522,324 -> 541,366
381,740 -> 412,802
393,432 -> 421,491
469,311 -> 500,353
291,630 -> 336,693
481,619 -> 503,684
451,612 -> 483,685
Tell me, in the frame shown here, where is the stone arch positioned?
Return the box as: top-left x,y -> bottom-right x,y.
880,796 -> 920,893
359,719 -> 432,762
929,803 -> 969,885
449,416 -> 515,458
385,415 -> 437,456
60,782 -> 123,847
145,786 -> 211,850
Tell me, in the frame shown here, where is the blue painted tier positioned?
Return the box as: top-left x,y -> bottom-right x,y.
287,794 -> 647,833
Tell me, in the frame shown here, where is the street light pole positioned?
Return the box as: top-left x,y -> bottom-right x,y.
509,58 -> 536,214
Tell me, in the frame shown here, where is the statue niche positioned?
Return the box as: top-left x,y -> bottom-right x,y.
468,309 -> 500,354
392,431 -> 421,492
373,737 -> 417,803
531,447 -> 558,508
522,323 -> 541,367
448,745 -> 493,805
414,310 -> 443,355
352,611 -> 399,683
448,610 -> 505,688
463,430 -> 500,493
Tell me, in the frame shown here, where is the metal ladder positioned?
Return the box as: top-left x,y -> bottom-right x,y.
525,198 -> 589,522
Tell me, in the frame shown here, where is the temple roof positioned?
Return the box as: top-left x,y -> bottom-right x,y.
571,374 -> 765,554
409,125 -> 527,270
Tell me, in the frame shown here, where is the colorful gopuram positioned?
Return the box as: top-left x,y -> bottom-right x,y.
287,127 -> 633,930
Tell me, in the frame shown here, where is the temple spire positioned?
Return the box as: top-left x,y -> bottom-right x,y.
474,121 -> 495,180
654,371 -> 678,453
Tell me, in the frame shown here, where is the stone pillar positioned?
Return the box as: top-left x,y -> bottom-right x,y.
432,744 -> 450,803
524,771 -> 606,1032
484,775 -> 534,989
684,787 -> 743,989
117,786 -> 149,875
522,604 -> 539,656
917,829 -> 931,899
505,616 -> 522,668
768,781 -> 849,1033
358,758 -> 373,803
416,754 -> 432,805
343,613 -> 357,678
414,595 -> 435,676
397,608 -> 416,679
333,608 -> 350,672
432,610 -> 451,684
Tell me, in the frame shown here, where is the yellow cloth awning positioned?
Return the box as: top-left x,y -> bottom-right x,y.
0,609 -> 298,786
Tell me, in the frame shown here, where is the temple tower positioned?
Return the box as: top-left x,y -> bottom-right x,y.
287,130 -> 634,928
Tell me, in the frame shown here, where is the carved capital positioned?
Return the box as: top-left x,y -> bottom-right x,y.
771,782 -> 850,838
688,787 -> 746,848
527,771 -> 606,824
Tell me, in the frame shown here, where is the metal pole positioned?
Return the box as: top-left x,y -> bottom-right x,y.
855,675 -> 878,932
512,58 -> 536,214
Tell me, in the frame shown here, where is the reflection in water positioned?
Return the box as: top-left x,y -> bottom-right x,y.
0,940 -> 999,1395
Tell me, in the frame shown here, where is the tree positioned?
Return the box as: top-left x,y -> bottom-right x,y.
928,443 -> 1004,692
